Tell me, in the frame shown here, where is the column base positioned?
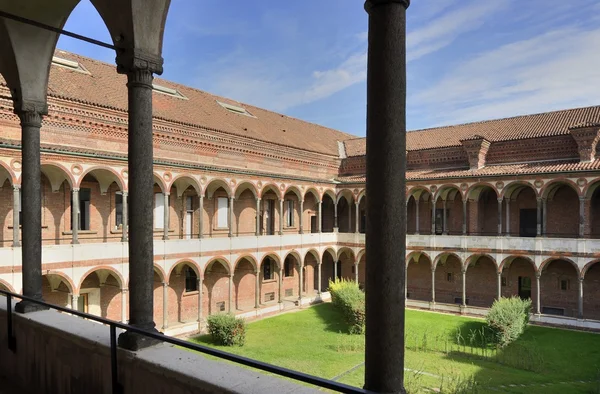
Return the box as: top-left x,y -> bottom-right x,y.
118,328 -> 162,351
12,242 -> 20,248
333,227 -> 339,233
459,304 -> 467,314
162,236 -> 169,241
429,301 -> 436,310
15,300 -> 49,314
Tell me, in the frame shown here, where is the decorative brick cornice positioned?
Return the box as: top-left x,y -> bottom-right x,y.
460,136 -> 491,170
569,123 -> 600,163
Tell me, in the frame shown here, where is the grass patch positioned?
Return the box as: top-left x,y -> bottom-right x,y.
190,304 -> 600,393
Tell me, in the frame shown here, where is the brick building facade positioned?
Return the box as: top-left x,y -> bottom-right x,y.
0,50 -> 599,334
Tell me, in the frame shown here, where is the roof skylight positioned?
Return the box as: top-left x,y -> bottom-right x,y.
51,56 -> 90,74
152,83 -> 187,99
217,101 -> 255,117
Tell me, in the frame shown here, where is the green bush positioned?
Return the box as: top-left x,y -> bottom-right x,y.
206,314 -> 246,346
485,296 -> 531,347
329,279 -> 365,334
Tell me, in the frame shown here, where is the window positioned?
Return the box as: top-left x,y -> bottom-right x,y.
115,192 -> 129,227
154,193 -> 165,229
52,55 -> 90,74
284,257 -> 293,277
217,100 -> 255,117
184,266 -> 198,292
285,200 -> 294,227
78,293 -> 89,313
216,301 -> 225,312
263,258 -> 273,280
217,197 -> 229,228
152,83 -> 187,99
446,272 -> 454,282
501,276 -> 507,287
560,279 -> 570,291
71,188 -> 91,230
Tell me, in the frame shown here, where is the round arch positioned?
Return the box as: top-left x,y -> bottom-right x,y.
406,251 -> 432,267
152,264 -> 168,283
260,183 -> 282,200
43,270 -> 76,294
234,181 -> 258,199
499,255 -> 536,272
337,247 -> 355,261
356,249 -> 366,263
166,259 -> 202,280
78,166 -> 125,192
433,252 -> 463,270
336,189 -> 354,204
39,162 -> 75,192
466,182 -> 499,201
170,174 -> 202,197
322,247 -> 336,262
539,257 -> 580,277
501,181 -> 538,200
464,254 -> 498,271
433,184 -> 463,202
234,255 -> 258,272
582,259 -> 600,279
283,185 -> 303,200
304,249 -> 321,264
304,187 -> 320,203
540,179 -> 581,200
78,265 -> 125,291
357,190 -> 366,204
0,278 -> 15,293
153,172 -> 168,193
204,257 -> 232,275
260,253 -> 282,270
283,250 -> 302,267
583,178 -> 600,199
205,178 -> 232,198
0,160 -> 17,187
407,186 -> 431,200
323,188 -> 336,202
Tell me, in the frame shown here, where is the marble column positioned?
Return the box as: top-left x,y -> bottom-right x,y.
198,195 -> 204,239
279,199 -> 284,235
228,273 -> 234,313
461,269 -> 467,307
542,198 -> 547,236
317,263 -> 322,294
121,288 -> 128,323
71,294 -> 79,311
278,269 -> 283,303
363,0 -> 410,391
579,197 -> 585,238
197,277 -> 203,322
497,272 -> 502,300
536,198 -> 542,237
442,200 -> 448,235
72,188 -> 80,244
162,282 -> 168,330
333,201 -> 339,232
12,185 -> 20,247
254,197 -> 261,236
348,200 -> 353,233
505,198 -> 510,235
229,196 -> 234,237
578,277 -> 584,319
431,268 -> 436,304
354,262 -> 359,284
462,199 -> 467,235
299,200 -> 304,234
355,201 -> 360,234
121,191 -> 128,242
497,197 -> 503,236
415,199 -> 420,235
318,201 -> 322,233
255,269 -> 260,308
298,264 -> 303,302
431,200 -> 436,235
163,192 -> 169,240
535,272 -> 541,314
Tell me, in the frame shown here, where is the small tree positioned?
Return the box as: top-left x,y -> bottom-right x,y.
329,279 -> 365,334
486,297 -> 531,347
206,314 -> 246,346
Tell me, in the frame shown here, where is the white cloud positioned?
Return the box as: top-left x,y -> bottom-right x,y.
411,26 -> 600,126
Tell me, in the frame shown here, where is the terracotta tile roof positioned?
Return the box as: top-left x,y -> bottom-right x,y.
2,50 -> 356,157
344,106 -> 600,157
337,158 -> 600,183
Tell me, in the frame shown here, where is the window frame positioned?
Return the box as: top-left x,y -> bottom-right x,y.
285,199 -> 294,227
216,197 -> 229,229
184,266 -> 198,293
263,258 -> 273,281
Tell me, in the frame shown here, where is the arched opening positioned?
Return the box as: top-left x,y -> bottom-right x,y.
0,174 -> 14,247
282,188 -> 300,234
338,248 -> 355,281
322,192 -> 335,233
259,255 -> 280,304
358,195 -> 367,233
337,193 -> 354,233
500,257 -> 537,308
40,164 -> 72,246
42,272 -> 74,309
282,253 -> 300,301
407,188 -> 432,235
170,176 -> 201,239
583,261 -> 600,320
205,180 -> 232,238
152,267 -> 166,326
406,253 -> 432,302
434,186 -> 463,235
540,259 -> 579,317
233,257 -> 257,312
434,254 -> 463,304
589,181 -> 600,238
233,183 -> 258,237
261,185 -> 281,236
465,255 -> 497,307
303,189 -> 319,234
544,182 -> 579,238
203,259 -> 231,315
504,183 -> 537,237
322,249 -> 336,290
466,185 -> 498,236
304,251 -> 319,296
357,253 -> 366,289
167,262 -> 200,325
79,268 -> 123,319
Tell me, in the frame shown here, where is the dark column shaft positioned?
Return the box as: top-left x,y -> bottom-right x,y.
16,110 -> 47,313
125,69 -> 156,333
364,0 -> 409,392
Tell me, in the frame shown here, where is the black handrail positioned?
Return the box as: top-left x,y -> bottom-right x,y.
0,290 -> 367,394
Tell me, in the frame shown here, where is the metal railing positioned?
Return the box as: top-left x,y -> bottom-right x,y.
0,289 -> 367,394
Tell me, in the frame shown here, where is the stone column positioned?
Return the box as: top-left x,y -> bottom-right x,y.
497,272 -> 502,300
278,269 -> 283,303
461,268 -> 467,307
415,198 -> 420,235
462,199 -> 467,235
71,294 -> 79,311
355,201 -> 360,234
255,197 -> 261,236
354,262 -> 359,284
364,0 -> 410,391
505,198 -> 510,235
333,201 -> 339,232
348,201 -> 352,233
118,60 -> 162,350
542,199 -> 547,236
299,200 -> 304,234
497,197 -> 503,236
317,263 -> 322,294
579,197 -> 585,238
121,289 -> 128,323
333,260 -> 338,281
121,191 -> 128,242
229,197 -> 234,237
228,273 -> 234,313
72,188 -> 80,244
198,194 -> 204,239
255,269 -> 260,308
318,200 -> 322,233
279,198 -> 284,235
162,192 -> 169,240
431,200 -> 436,235
431,268 -> 436,304
162,282 -> 168,330
197,277 -> 203,323
536,198 -> 542,237
535,272 -> 541,314
442,199 -> 448,235
298,264 -> 303,303
404,264 -> 408,300
15,107 -> 48,313
12,185 -> 20,247
578,277 -> 583,319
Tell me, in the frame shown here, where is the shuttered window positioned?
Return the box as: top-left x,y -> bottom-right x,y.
154,193 -> 164,229
217,197 -> 228,228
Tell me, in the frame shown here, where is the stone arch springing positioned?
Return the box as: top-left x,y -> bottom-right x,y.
42,271 -> 76,309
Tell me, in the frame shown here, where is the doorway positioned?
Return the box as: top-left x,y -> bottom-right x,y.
519,209 -> 537,237
185,196 -> 193,239
310,215 -> 317,233
265,200 -> 275,235
518,276 -> 532,299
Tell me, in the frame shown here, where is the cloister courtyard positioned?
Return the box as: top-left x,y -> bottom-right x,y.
191,303 -> 600,393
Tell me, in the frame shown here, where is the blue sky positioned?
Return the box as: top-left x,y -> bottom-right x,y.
59,0 -> 600,137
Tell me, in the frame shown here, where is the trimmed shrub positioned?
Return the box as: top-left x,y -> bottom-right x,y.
485,296 -> 531,347
206,314 -> 246,346
329,279 -> 365,334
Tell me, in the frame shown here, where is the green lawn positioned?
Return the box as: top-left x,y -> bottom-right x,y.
190,304 -> 600,393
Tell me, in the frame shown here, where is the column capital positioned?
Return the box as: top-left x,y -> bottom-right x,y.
72,188 -> 80,193
13,184 -> 20,191
256,197 -> 261,202
163,191 -> 170,196
116,49 -> 164,76
121,288 -> 128,293
15,102 -> 47,127
579,196 -> 587,202
365,0 -> 410,12
497,197 -> 503,203
122,191 -> 128,196
197,276 -> 204,284
579,276 -> 584,283
535,271 -> 542,279
162,281 -> 169,287
536,197 -> 543,203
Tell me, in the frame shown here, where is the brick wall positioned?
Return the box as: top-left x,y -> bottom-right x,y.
434,255 -> 463,304
546,186 -> 579,237
540,260 -> 579,317
584,263 -> 600,320
407,254 -> 432,302
501,258 -> 537,307
465,256 -> 496,307
508,187 -> 537,236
